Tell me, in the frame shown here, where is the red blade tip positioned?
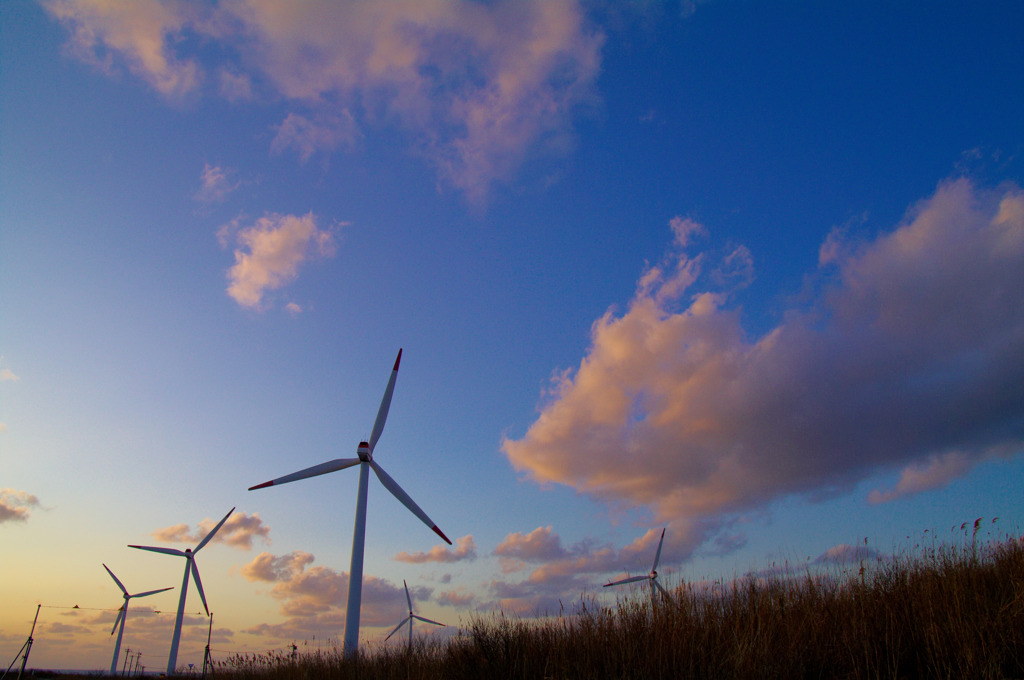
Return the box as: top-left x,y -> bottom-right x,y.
432,525 -> 452,545
249,481 -> 274,490
393,348 -> 402,371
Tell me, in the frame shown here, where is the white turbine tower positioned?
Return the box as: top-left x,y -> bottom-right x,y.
129,507 -> 235,675
103,564 -> 172,676
385,580 -> 445,651
248,349 -> 451,659
604,528 -> 669,605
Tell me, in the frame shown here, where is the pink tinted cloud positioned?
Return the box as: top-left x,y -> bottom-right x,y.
45,0 -> 603,201
867,451 -> 973,504
150,511 -> 270,549
436,589 -> 475,608
42,0 -> 201,98
503,178 -> 1024,532
483,526 -> 700,615
394,535 -> 477,564
494,526 -> 567,562
239,551 -> 417,635
218,212 -> 337,310
241,551 -> 314,583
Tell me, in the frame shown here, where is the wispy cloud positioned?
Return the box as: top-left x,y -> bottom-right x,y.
151,510 -> 270,549
394,535 -> 477,564
194,163 -> 239,203
504,178 -> 1024,538
43,0 -> 603,202
813,543 -> 881,565
0,362 -> 17,433
270,112 -> 360,163
0,489 -> 41,523
42,0 -> 200,98
867,451 -> 973,504
218,212 -> 337,310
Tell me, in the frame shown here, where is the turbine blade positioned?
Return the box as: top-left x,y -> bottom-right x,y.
103,564 -> 128,595
249,459 -> 360,490
384,617 -> 409,642
653,578 -> 669,598
369,349 -> 402,454
134,587 -> 174,599
370,460 -> 451,545
191,560 -> 209,615
129,545 -> 187,557
404,580 -> 412,612
111,608 -> 124,636
195,507 -> 235,552
652,528 -> 666,572
604,574 -> 649,587
413,615 -> 445,627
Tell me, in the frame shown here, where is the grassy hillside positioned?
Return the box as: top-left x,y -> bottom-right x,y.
217,528 -> 1023,679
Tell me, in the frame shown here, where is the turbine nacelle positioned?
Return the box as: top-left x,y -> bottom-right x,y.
357,442 -> 371,462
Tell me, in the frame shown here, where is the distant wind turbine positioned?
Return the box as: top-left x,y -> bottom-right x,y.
385,580 -> 445,651
248,349 -> 451,659
129,507 -> 234,675
102,564 -> 172,676
604,528 -> 669,605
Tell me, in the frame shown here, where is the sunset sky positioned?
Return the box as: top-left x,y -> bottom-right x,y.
2,0 -> 1022,671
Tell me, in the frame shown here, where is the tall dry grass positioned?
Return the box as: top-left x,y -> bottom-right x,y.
217,529 -> 1023,679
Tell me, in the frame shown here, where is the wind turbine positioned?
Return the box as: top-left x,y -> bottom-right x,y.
385,580 -> 445,651
248,349 -> 451,659
103,564 -> 172,676
129,507 -> 234,675
603,528 -> 669,606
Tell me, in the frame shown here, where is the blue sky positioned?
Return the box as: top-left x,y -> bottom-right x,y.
2,0 -> 1022,670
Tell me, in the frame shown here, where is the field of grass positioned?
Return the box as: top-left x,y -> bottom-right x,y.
214,526 -> 1022,679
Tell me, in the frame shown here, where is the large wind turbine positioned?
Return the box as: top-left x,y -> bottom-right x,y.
129,507 -> 235,675
248,349 -> 451,659
385,580 -> 445,651
102,564 -> 172,676
604,528 -> 669,605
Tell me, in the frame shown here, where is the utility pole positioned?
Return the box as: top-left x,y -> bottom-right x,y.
121,647 -> 132,676
200,613 -> 214,680
1,605 -> 41,680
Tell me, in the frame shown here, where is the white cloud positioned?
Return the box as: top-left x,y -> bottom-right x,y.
1,368 -> 19,381
219,212 -> 336,310
503,178 -> 1024,535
